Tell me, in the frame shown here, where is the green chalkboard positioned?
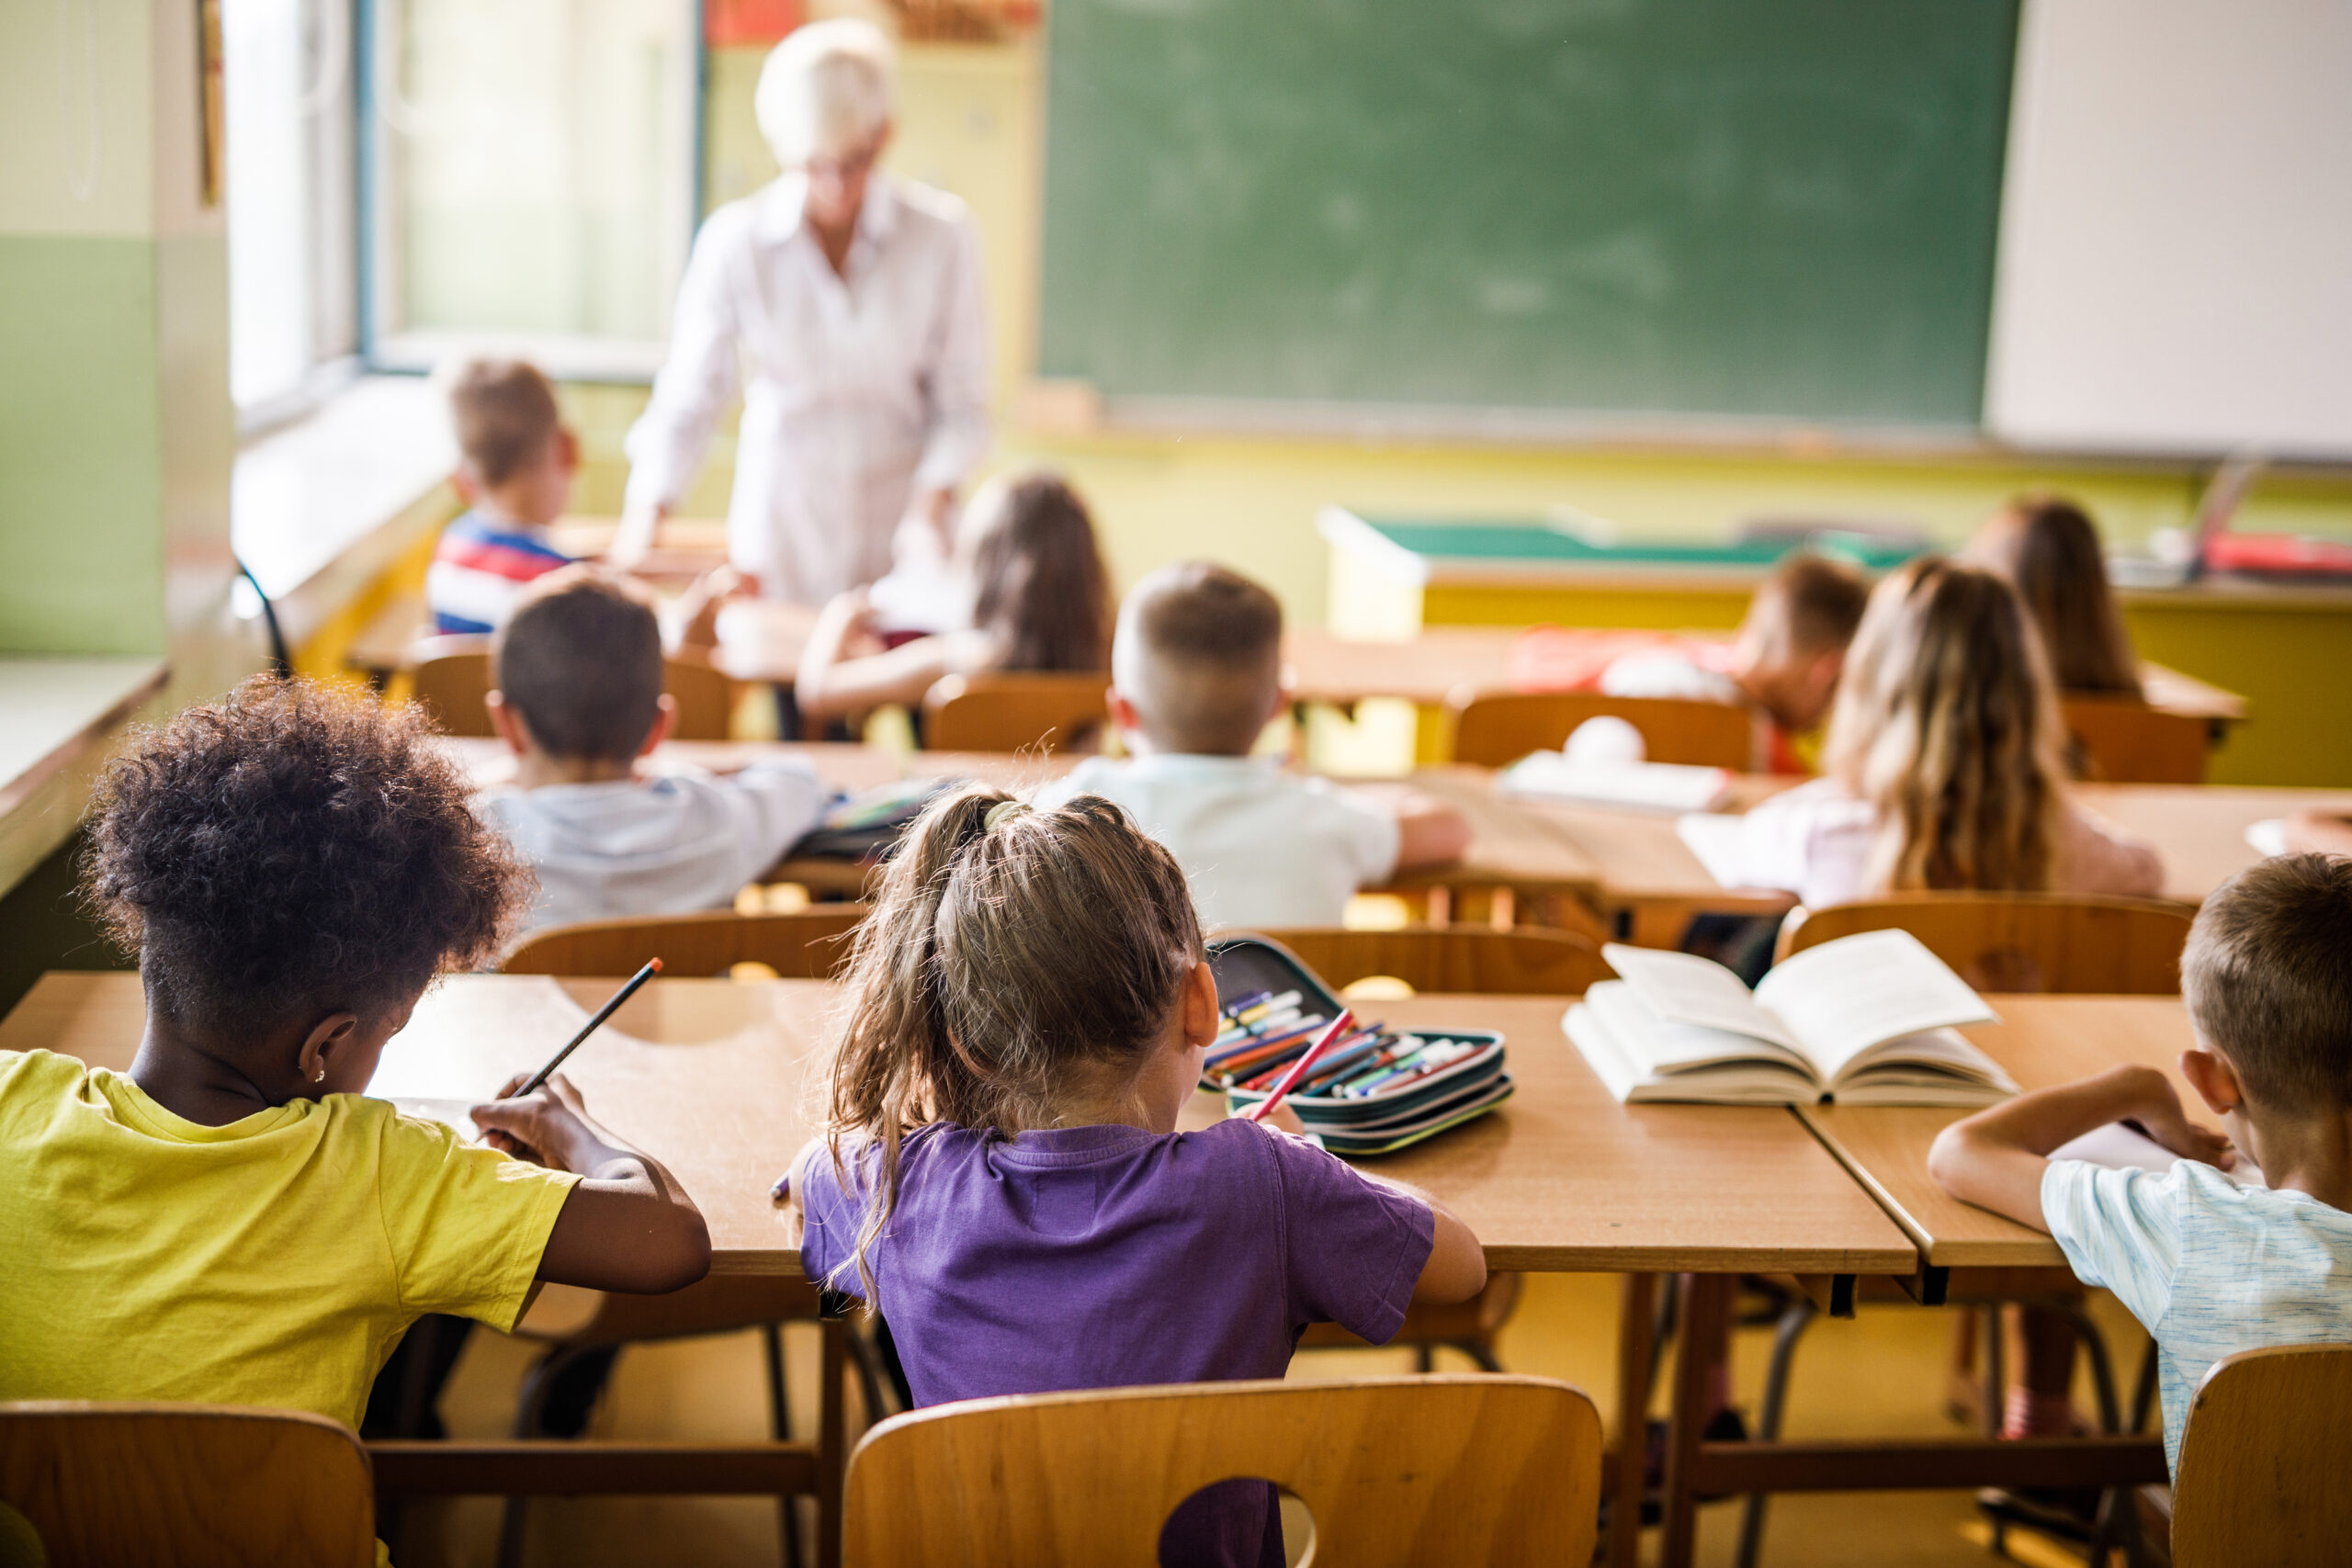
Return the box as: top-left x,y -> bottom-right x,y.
1039,0 -> 2019,429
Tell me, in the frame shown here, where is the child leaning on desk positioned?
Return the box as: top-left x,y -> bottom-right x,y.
781,784 -> 1487,1568
1034,560 -> 1470,930
1930,853 -> 2352,1474
479,568 -> 826,938
0,681 -> 709,1529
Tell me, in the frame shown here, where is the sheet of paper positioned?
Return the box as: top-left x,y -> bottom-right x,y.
2245,818 -> 2290,858
1674,812 -> 1747,888
1499,752 -> 1733,813
388,1097 -> 484,1140
1600,942 -> 1800,1051
2052,1121 -> 2263,1188
1754,929 -> 1996,1077
1587,981 -> 1809,1072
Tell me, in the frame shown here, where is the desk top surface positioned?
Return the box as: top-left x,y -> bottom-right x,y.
0,974 -> 1916,1279
1800,995 -> 2201,1269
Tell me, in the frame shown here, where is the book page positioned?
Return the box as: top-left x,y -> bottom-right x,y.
1587,982 -> 1813,1074
1754,929 -> 1996,1077
1600,943 -> 1801,1051
2052,1122 -> 2264,1189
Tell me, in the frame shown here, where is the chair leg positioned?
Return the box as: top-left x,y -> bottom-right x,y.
497,1345 -> 601,1568
1414,1344 -> 1435,1373
1455,1337 -> 1504,1374
845,1323 -> 892,1424
1649,1273 -> 1681,1391
763,1325 -> 804,1568
2130,1339 -> 2159,1434
1733,1297 -> 1817,1568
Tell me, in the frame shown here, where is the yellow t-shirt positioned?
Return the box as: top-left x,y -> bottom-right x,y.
0,1048 -> 580,1433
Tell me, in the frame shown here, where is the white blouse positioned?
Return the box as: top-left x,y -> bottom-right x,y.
625,173 -> 990,605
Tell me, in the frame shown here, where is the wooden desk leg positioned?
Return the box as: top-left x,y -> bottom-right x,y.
1661,1273 -> 1735,1568
817,1318 -> 847,1568
1609,1272 -> 1658,1568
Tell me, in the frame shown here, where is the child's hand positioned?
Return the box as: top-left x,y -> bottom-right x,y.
1237,1101 -> 1307,1134
471,1073 -> 599,1170
2122,1074 -> 2236,1169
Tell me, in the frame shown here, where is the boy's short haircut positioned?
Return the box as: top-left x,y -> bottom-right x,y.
494,568 -> 665,762
449,358 -> 560,488
1755,553 -> 1870,659
1114,561 -> 1283,756
84,677 -> 528,1038
2181,852 -> 2352,1107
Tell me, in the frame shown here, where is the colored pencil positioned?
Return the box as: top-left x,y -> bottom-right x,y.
1243,1010 -> 1356,1124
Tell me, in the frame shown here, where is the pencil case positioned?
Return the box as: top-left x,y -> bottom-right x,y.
1205,934 -> 1511,1158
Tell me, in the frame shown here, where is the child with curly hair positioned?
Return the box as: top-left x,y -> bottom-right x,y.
0,680 -> 709,1514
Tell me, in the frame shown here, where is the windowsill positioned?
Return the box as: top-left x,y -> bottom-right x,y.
0,658 -> 170,823
232,376 -> 458,649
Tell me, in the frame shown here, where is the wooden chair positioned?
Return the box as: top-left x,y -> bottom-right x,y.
920,671 -> 1109,753
2169,1344 -> 2352,1567
2061,697 -> 2210,784
0,1402 -> 378,1567
1254,925 -> 1611,998
409,638 -> 737,741
841,1375 -> 1601,1567
1253,927 -> 1601,1372
1446,690 -> 1753,769
503,907 -> 870,979
1775,892 -> 2197,994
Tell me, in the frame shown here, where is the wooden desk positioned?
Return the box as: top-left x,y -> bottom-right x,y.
1283,623 -> 2246,725
2074,783 -> 2352,904
1801,995 -> 2199,1280
2,972 -> 1917,1568
347,592 -> 817,690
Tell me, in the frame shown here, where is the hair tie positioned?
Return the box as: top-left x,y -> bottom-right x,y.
983,798 -> 1030,832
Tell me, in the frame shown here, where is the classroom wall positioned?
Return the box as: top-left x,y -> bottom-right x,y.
0,0 -> 266,905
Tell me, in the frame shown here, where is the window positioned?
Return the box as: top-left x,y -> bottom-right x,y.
224,0 -> 360,425
363,0 -> 700,378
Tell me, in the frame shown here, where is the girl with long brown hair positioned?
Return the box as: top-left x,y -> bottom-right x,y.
781,784 -> 1483,1565
793,470 -> 1112,728
1725,556 -> 2161,908
1966,494 -> 2143,699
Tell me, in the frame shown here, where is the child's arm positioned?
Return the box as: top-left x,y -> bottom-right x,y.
1927,1065 -> 2232,1231
793,589 -> 963,724
470,1075 -> 712,1293
1342,783 -> 1472,871
1354,1168 -> 1487,1303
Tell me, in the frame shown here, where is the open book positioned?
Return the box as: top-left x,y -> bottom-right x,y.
1499,750 -> 1733,812
1565,929 -> 2017,1106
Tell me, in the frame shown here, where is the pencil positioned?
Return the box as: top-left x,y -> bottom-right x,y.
517,958 -> 663,1096
1243,1009 -> 1355,1124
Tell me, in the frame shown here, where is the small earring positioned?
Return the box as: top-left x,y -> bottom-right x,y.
313,1068 -> 326,1084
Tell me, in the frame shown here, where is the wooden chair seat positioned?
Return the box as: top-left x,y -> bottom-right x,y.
842,1375 -> 1601,1566
1775,892 -> 2197,994
919,671 -> 1109,754
0,1403 -> 378,1568
410,638 -> 736,740
2171,1344 -> 2352,1566
2061,696 -> 2210,784
502,906 -> 870,979
1251,925 -> 1612,998
1446,689 -> 1753,770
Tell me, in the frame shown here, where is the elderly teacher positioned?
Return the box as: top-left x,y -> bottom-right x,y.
615,19 -> 989,605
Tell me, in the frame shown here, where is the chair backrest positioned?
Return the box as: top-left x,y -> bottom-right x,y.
0,1402 -> 376,1568
1446,690 -> 1752,770
501,906 -> 870,978
409,640 -> 735,741
921,671 -> 1110,754
2060,696 -> 2209,784
1776,892 -> 2196,994
1255,926 -> 1611,996
2171,1344 -> 2352,1568
842,1375 -> 1600,1568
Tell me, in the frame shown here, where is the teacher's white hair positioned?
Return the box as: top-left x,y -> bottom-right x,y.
756,19 -> 897,167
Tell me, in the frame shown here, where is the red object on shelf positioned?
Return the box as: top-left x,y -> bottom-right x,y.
2202,533 -> 2352,580
706,0 -> 803,47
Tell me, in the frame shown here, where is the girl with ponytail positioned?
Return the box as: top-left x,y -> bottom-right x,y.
784,784 -> 1484,1567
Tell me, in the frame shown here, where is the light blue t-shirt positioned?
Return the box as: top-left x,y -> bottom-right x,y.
2043,1157 -> 2352,1472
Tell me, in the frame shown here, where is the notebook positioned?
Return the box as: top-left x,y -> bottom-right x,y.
2053,1122 -> 2264,1189
1565,929 -> 2016,1107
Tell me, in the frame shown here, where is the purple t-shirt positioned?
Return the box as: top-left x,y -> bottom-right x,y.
798,1117 -> 1436,1567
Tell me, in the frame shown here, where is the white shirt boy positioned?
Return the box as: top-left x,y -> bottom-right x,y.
2042,1157 -> 2352,1471
483,762 -> 828,936
1037,754 -> 1400,931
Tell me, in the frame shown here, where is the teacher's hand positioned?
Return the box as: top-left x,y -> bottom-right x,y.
610,501 -> 669,570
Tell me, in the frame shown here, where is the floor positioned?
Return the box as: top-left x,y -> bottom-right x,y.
387,1272 -> 2147,1567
